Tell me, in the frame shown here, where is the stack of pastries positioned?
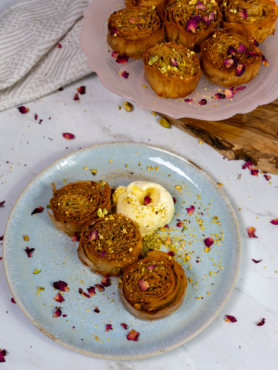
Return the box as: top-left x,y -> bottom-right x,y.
107,0 -> 278,98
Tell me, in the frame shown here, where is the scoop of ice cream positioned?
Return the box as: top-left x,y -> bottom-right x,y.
113,181 -> 175,235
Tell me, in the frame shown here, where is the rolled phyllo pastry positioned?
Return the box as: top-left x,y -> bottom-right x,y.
125,0 -> 169,16
165,0 -> 222,50
107,7 -> 164,59
48,181 -> 111,237
120,251 -> 187,320
200,29 -> 262,87
143,42 -> 202,98
222,0 -> 278,43
78,214 -> 142,276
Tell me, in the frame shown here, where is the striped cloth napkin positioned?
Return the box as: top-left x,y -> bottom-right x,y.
0,0 -> 93,112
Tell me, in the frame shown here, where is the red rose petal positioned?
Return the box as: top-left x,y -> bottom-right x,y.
0,201 -> 5,207
239,8 -> 248,18
247,226 -> 258,238
95,284 -> 105,292
139,280 -> 149,291
186,19 -> 197,33
110,27 -> 119,35
79,288 -> 90,298
225,315 -> 237,323
224,58 -> 234,68
11,298 -> 16,304
63,133 -> 75,140
62,314 -> 67,317
184,98 -> 194,103
53,280 -> 69,292
57,43 -> 62,48
54,292 -> 65,303
214,93 -> 225,99
252,259 -> 262,263
121,323 -> 128,330
236,64 -> 246,76
58,87 -> 64,91
257,318 -> 265,326
196,1 -> 206,10
34,114 -> 38,120
173,197 -> 176,204
77,86 -> 86,95
192,15 -> 201,23
0,235 -> 3,240
94,306 -> 100,313
264,175 -> 271,181
53,307 -> 62,318
72,232 -> 80,242
0,349 -> 7,363
186,205 -> 195,215
18,106 -> 29,114
116,54 -> 129,64
31,206 -> 44,215
111,51 -> 117,58
262,55 -> 269,66
25,247 -> 35,258
228,46 -> 236,55
176,221 -> 183,227
270,219 -> 278,225
237,44 -> 247,53
164,224 -> 169,228
242,161 -> 254,170
88,229 -> 98,241
204,237 -> 214,247
119,71 -> 129,79
73,93 -> 79,101
245,51 -> 260,57
127,329 -> 140,341
167,251 -> 174,256
147,264 -> 156,270
251,38 -> 259,47
251,169 -> 259,177
234,85 -> 246,93
87,286 -> 96,296
101,277 -> 111,287
198,99 -> 207,106
0,257 -> 2,261
144,195 -> 151,205
105,324 -> 113,332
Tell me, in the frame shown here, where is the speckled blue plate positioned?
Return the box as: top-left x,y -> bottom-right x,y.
3,142 -> 240,359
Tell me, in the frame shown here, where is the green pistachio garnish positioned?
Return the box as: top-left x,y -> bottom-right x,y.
149,55 -> 158,65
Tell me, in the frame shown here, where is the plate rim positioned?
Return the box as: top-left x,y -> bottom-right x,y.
3,141 -> 241,359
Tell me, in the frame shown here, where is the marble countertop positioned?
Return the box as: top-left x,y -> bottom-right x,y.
0,2 -> 278,368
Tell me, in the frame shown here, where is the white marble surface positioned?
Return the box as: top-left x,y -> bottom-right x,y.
0,2 -> 278,368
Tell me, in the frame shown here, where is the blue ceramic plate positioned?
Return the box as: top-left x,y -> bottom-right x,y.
3,142 -> 240,359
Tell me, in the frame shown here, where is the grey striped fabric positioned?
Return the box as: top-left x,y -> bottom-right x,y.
0,0 -> 93,111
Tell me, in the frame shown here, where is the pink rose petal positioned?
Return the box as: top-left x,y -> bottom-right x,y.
101,251 -> 106,257
192,15 -> 201,23
270,218 -> 278,225
233,85 -> 246,93
209,11 -> 215,20
242,160 -> 254,170
239,8 -> 248,18
186,205 -> 195,215
25,247 -> 35,258
201,16 -> 210,26
127,329 -> 140,341
128,18 -> 136,24
11,298 -> 16,304
54,292 -> 65,303
204,237 -> 214,247
225,89 -> 234,99
214,93 -> 225,99
137,23 -> 141,30
101,277 -> 111,287
72,232 -> 80,242
225,315 -> 237,323
224,58 -> 234,68
170,58 -> 178,67
79,288 -> 90,298
73,93 -> 79,101
251,38 -> 259,47
236,64 -> 246,76
252,259 -> 262,263
77,86 -> 86,95
264,175 -> 271,181
53,307 -> 62,318
167,251 -> 174,256
237,44 -> 247,53
111,51 -> 117,58
63,133 -> 75,140
139,280 -> 149,291
251,169 -> 259,177
144,195 -> 151,205
262,55 -> 269,66
18,106 -> 29,114
53,280 -> 69,292
245,51 -> 260,57
110,27 -> 119,35
227,46 -> 236,55
31,206 -> 44,215
147,264 -> 156,270
198,99 -> 207,106
184,98 -> 193,103
196,1 -> 206,10
116,54 -> 129,65
121,323 -> 128,330
257,318 -> 265,326
94,306 -> 100,313
0,201 -> 5,207
119,71 -> 129,79
105,324 -> 113,332
186,19 -> 197,33
247,226 -> 258,238
95,284 -> 105,292
87,286 -> 96,296
88,229 -> 98,241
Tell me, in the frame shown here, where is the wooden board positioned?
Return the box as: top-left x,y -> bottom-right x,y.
159,99 -> 278,175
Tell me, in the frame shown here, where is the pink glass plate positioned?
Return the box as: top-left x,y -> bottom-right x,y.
80,0 -> 278,120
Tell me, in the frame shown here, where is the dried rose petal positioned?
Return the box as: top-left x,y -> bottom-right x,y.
196,1 -> 206,10
186,205 -> 195,215
127,329 -> 140,341
0,349 -> 7,363
144,195 -> 151,205
18,106 -> 29,114
198,99 -> 207,106
88,229 -> 98,241
164,224 -> 169,228
77,86 -> 86,95
214,93 -> 225,99
57,43 -> 62,48
270,219 -> 278,225
247,226 -> 258,238
111,51 -> 117,58
245,51 -> 260,57
0,201 -> 5,207
167,251 -> 174,256
62,314 -> 67,317
170,58 -> 178,67
201,16 -> 210,26
209,11 -> 215,21
227,46 -> 236,56
251,38 -> 259,47
95,284 -> 105,292
251,169 -> 259,177
262,55 -> 269,66
101,277 -> 111,287
53,280 -> 69,292
116,54 -> 129,65
176,221 -> 183,227
79,288 -> 90,298
257,318 -> 265,326
192,15 -> 201,22
11,298 -> 16,304
233,85 -> 246,93
121,323 -> 128,330
119,71 -> 129,79
128,18 -> 136,24
110,27 -> 119,35
184,98 -> 194,103
147,264 -> 156,270
242,160 -> 254,170
94,306 -> 100,313
239,8 -> 248,18
31,206 -> 44,215
0,235 -> 3,240
237,44 -> 247,53
54,292 -> 65,303
105,324 -> 113,332
139,280 -> 149,291
204,237 -> 214,247
225,315 -> 237,323
54,307 -> 62,318
236,64 -> 246,76
25,247 -> 35,258
252,259 -> 262,263
34,114 -> 38,120
73,93 -> 79,101
264,175 -> 271,181
72,232 -> 80,242
173,197 -> 176,204
63,133 -> 75,140
100,251 -> 106,257
186,19 -> 197,33
137,23 -> 141,30
225,89 -> 234,99
224,58 -> 234,68
58,87 -> 64,91
87,286 -> 96,296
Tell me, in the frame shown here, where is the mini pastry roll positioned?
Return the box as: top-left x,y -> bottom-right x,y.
125,0 -> 169,16
120,251 -> 187,320
143,42 -> 201,98
78,214 -> 142,276
48,180 -> 111,236
200,29 -> 262,87
165,0 -> 222,50
107,7 -> 164,59
222,0 -> 278,43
